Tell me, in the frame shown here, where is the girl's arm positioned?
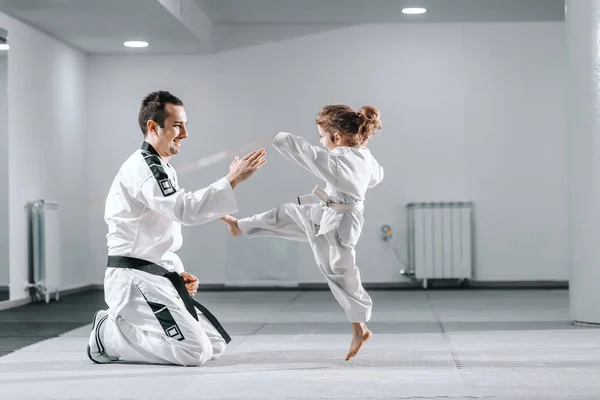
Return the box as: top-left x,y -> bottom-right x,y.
272,132 -> 339,186
369,159 -> 384,188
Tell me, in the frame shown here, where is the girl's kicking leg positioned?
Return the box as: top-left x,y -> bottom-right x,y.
221,203 -> 314,241
220,215 -> 243,237
222,204 -> 372,360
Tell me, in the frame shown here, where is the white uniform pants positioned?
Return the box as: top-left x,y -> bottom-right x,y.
101,268 -> 226,367
238,203 -> 372,322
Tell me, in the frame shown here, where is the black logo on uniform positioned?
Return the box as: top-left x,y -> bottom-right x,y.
159,179 -> 176,196
165,325 -> 184,341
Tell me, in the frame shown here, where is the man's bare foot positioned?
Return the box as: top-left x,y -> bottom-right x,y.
345,323 -> 372,361
220,215 -> 242,237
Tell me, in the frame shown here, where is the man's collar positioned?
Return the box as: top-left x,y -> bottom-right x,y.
141,141 -> 173,165
141,141 -> 159,156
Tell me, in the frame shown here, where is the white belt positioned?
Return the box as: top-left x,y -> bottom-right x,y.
312,186 -> 363,212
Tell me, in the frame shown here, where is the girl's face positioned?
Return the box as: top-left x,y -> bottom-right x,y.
318,125 -> 341,151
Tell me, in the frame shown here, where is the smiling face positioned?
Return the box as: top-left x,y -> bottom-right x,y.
138,91 -> 188,159
146,103 -> 188,158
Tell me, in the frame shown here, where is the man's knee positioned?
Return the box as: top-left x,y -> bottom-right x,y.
210,337 -> 227,360
175,327 -> 220,366
176,343 -> 214,367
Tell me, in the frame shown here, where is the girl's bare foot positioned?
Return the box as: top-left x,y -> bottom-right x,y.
220,215 -> 242,237
345,322 -> 372,361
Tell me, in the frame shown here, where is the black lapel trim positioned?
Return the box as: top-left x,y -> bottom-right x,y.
140,142 -> 176,197
141,141 -> 159,155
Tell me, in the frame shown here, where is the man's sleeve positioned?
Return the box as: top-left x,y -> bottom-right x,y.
135,163 -> 238,226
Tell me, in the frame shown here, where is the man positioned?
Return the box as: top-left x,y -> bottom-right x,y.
87,91 -> 266,367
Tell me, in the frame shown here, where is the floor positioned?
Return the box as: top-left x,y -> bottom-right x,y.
1,288 -> 599,399
0,290 -> 106,357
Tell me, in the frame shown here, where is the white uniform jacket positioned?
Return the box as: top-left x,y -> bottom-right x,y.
103,141 -> 238,314
272,132 -> 384,248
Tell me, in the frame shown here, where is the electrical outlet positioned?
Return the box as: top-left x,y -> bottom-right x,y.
381,224 -> 392,241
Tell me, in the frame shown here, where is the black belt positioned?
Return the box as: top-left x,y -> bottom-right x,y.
107,255 -> 231,344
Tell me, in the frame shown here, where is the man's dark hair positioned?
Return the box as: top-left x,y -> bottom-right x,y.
138,91 -> 184,135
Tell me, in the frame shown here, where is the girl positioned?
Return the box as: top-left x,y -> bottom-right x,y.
221,104 -> 384,361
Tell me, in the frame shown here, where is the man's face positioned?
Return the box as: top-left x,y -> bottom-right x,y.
148,103 -> 188,157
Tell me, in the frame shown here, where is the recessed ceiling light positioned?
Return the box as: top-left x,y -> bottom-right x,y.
0,44 -> 8,51
124,41 -> 148,48
402,7 -> 427,15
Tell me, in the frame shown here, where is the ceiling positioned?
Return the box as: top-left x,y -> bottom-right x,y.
0,0 -> 565,54
0,0 -> 211,54
197,0 -> 565,24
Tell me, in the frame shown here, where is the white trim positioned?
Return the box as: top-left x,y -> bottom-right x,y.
224,280 -> 300,287
0,284 -> 101,311
0,297 -> 30,311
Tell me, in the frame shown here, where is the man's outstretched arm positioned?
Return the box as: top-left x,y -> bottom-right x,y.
136,149 -> 266,226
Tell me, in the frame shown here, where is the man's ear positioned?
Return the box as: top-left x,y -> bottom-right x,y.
147,120 -> 158,136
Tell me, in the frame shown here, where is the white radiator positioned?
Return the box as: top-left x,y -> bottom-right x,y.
407,202 -> 474,289
26,200 -> 61,303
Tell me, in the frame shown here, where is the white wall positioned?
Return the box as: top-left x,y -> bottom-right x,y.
86,22 -> 567,285
0,54 -> 7,288
0,12 -> 90,300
